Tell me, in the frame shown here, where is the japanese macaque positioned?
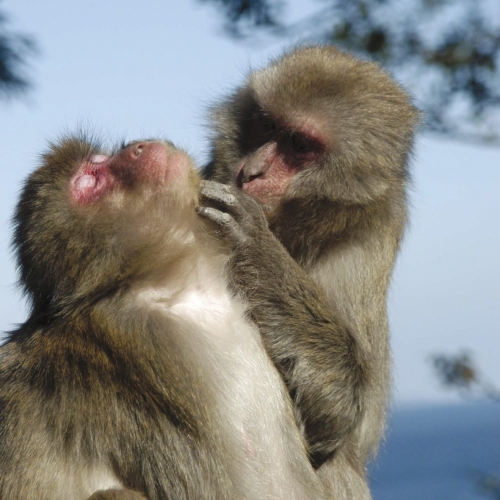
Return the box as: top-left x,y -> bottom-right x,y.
0,137 -> 324,500
199,45 -> 420,498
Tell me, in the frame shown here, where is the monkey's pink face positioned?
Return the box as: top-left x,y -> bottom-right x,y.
70,142 -> 192,205
236,112 -> 328,208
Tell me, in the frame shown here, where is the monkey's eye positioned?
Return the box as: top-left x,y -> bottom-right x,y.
258,115 -> 277,132
289,133 -> 314,153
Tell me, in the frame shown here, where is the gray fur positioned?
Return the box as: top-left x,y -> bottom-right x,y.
202,45 -> 420,498
0,137 -> 323,500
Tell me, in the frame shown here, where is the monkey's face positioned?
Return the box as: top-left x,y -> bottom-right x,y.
210,46 -> 419,210
234,110 -> 329,210
66,141 -> 200,259
14,138 -> 200,312
69,141 -> 195,207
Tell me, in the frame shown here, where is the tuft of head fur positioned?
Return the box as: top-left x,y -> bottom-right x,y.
208,45 -> 420,204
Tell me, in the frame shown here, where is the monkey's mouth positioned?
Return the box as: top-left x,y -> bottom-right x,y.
79,155 -> 109,189
236,161 -> 292,209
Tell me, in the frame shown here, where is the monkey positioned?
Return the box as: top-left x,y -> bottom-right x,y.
0,136 -> 325,500
198,45 -> 420,498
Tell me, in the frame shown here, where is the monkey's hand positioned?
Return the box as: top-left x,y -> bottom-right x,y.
197,180 -> 270,249
197,181 -> 367,469
197,179 -> 281,293
197,180 -> 293,313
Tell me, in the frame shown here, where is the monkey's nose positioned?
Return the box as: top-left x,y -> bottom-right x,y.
124,142 -> 151,160
240,159 -> 268,184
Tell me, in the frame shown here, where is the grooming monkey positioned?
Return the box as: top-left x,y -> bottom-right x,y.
200,45 -> 420,498
0,137 -> 324,500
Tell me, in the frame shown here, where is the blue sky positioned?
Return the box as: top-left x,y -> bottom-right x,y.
1,0 -> 499,406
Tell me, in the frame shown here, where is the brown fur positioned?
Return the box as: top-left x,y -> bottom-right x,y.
203,45 -> 420,498
0,137 -> 323,500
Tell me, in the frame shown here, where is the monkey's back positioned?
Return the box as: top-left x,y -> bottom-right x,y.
0,311 -> 234,500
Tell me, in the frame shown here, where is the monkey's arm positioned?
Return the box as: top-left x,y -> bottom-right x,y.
198,181 -> 368,467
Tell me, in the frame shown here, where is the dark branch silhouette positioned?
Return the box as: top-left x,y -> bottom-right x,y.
0,4 -> 37,99
198,0 -> 500,144
431,351 -> 500,402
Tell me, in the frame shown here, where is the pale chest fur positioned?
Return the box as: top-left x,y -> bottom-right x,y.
133,258 -> 320,499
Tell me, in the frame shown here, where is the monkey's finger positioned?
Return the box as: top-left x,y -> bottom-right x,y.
199,181 -> 244,218
199,179 -> 233,193
203,181 -> 261,216
196,206 -> 246,243
199,181 -> 268,234
199,180 -> 236,199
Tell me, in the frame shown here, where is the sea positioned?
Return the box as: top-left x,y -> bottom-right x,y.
369,402 -> 500,500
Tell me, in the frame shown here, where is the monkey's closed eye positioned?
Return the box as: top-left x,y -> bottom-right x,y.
289,133 -> 318,154
258,114 -> 277,132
